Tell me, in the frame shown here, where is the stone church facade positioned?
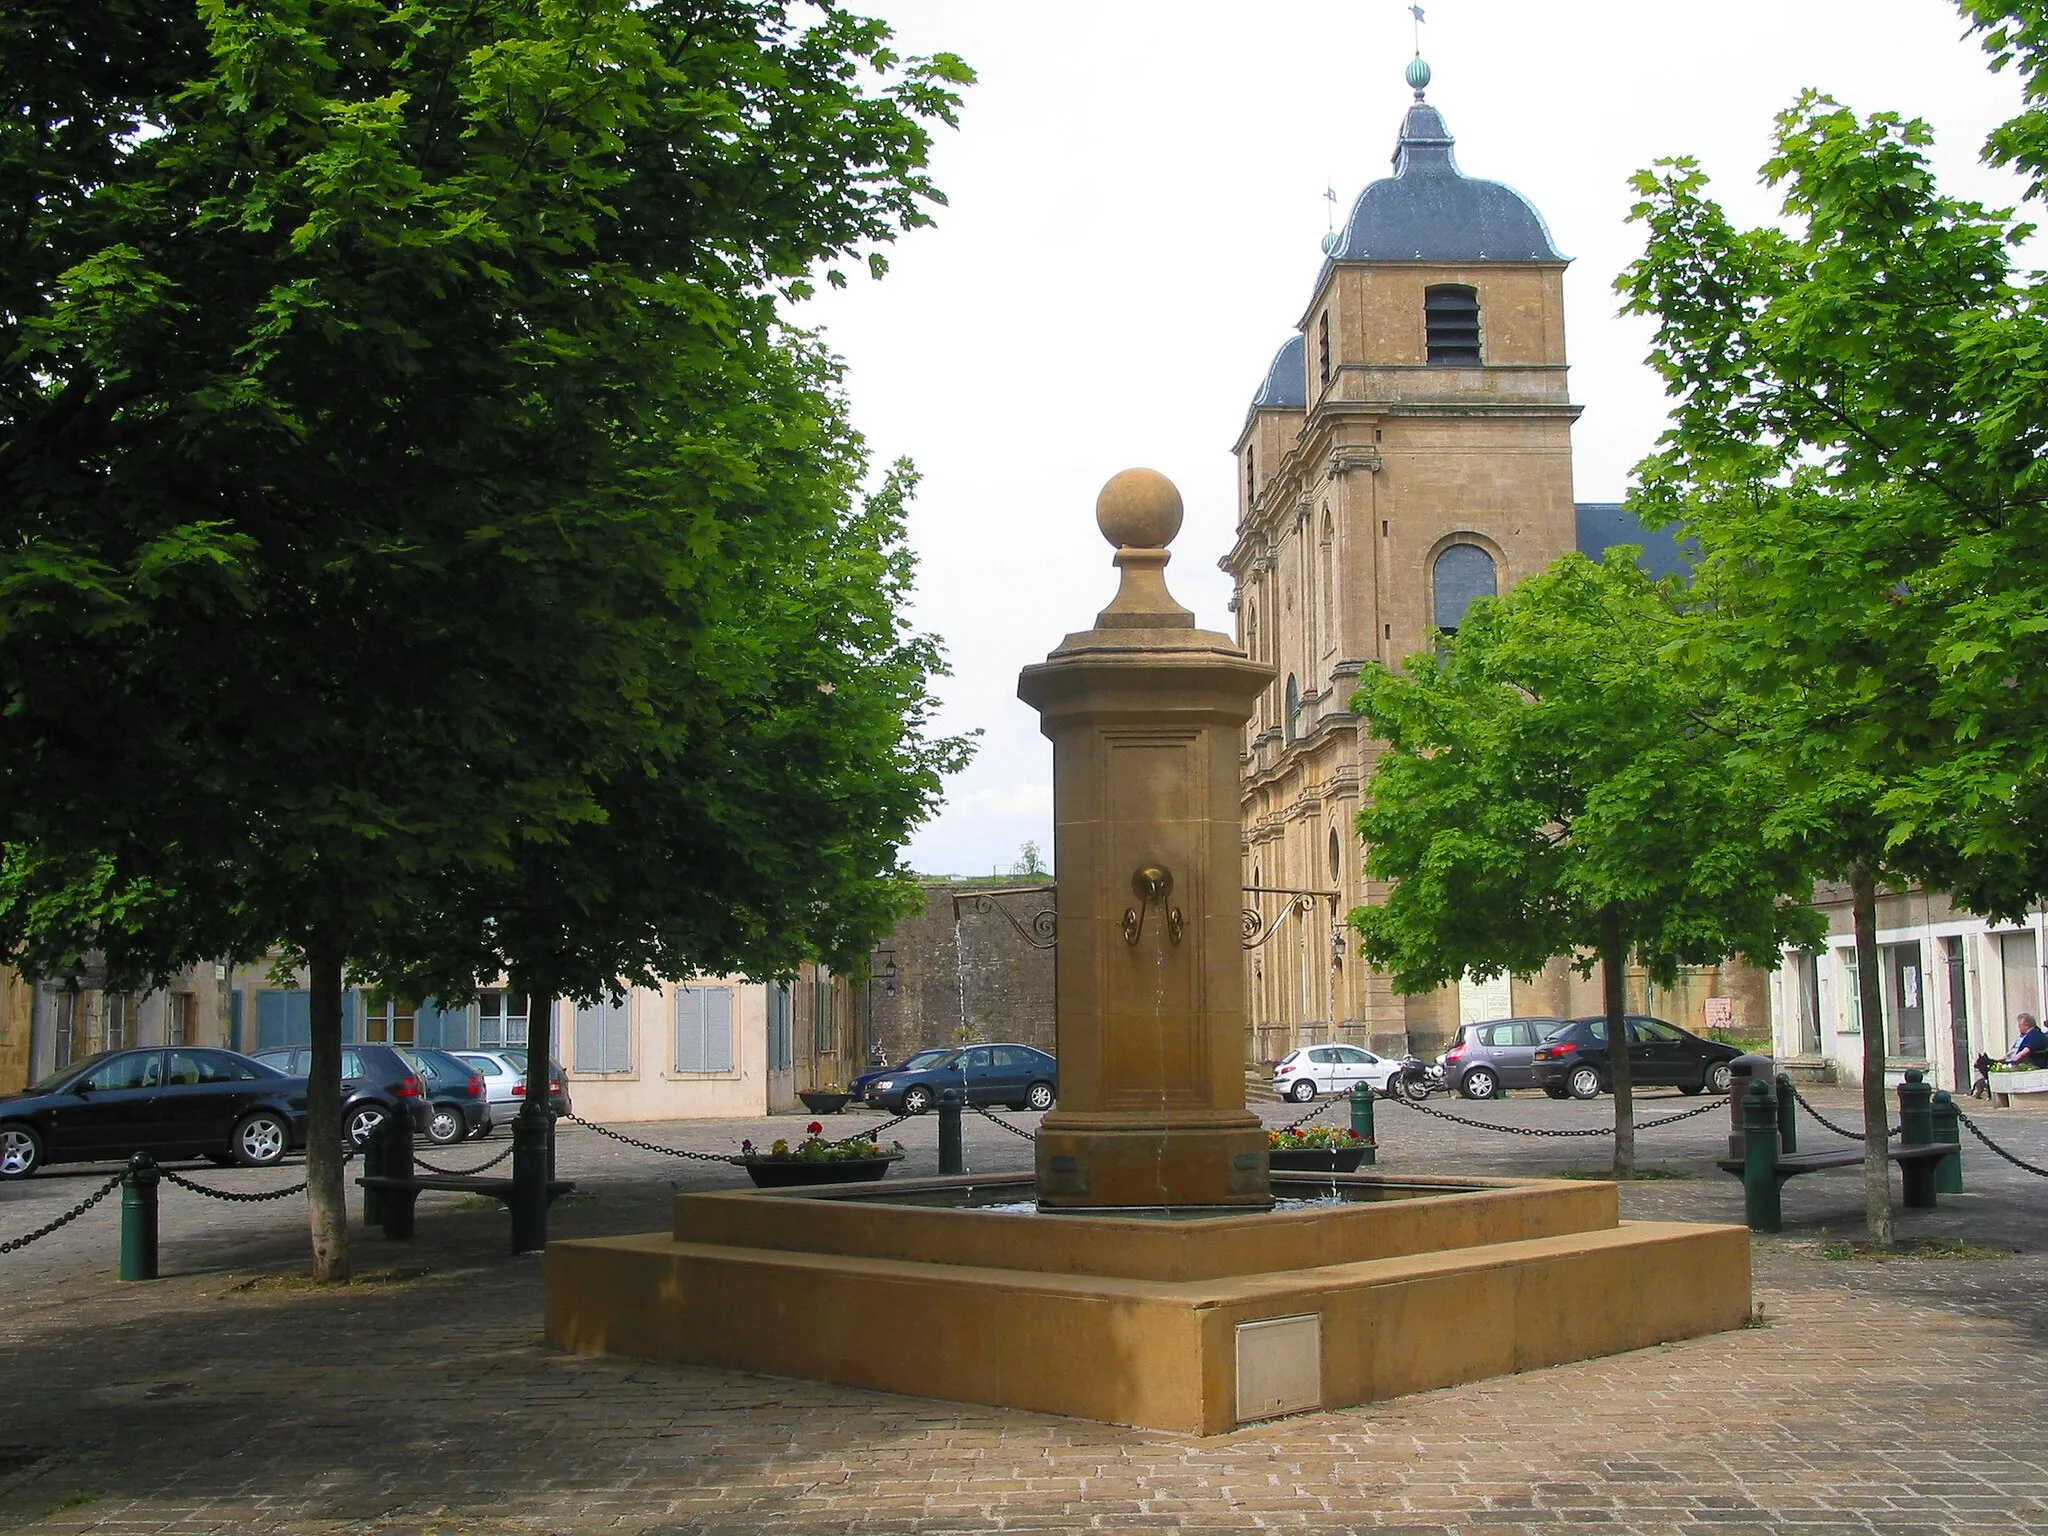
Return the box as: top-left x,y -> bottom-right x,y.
1225,64 -> 1764,1066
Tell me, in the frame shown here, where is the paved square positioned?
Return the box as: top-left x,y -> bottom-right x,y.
2,1087 -> 2045,1535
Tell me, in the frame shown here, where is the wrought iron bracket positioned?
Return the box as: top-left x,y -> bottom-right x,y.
952,886 -> 1058,950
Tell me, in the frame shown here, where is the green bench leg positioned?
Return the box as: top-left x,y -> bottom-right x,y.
382,1189 -> 418,1241
1932,1091 -> 1964,1194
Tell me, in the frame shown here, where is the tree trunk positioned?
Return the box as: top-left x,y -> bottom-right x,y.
1601,905 -> 1635,1179
1849,861 -> 1894,1246
305,933 -> 350,1282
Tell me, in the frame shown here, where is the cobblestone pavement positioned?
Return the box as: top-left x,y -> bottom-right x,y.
3,1087 -> 2047,1535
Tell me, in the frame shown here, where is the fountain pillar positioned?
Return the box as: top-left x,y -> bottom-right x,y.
1019,469 -> 1274,1209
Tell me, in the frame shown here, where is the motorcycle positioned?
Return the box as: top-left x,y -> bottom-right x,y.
1387,1055 -> 1444,1101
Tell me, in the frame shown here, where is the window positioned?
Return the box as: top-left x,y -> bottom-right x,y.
103,993 -> 131,1052
767,983 -> 793,1072
1841,948 -> 1862,1033
1245,447 -> 1256,509
573,992 -> 633,1074
173,1049 -> 255,1083
813,980 -> 835,1054
675,986 -> 735,1074
83,1051 -> 160,1091
1432,544 -> 1497,632
1789,950 -> 1823,1055
362,996 -> 417,1046
992,1046 -> 1028,1067
413,999 -> 470,1050
1424,284 -> 1481,364
1317,311 -> 1331,387
1245,602 -> 1258,660
1327,828 -> 1341,884
167,992 -> 196,1047
1285,674 -> 1300,743
1319,510 -> 1335,640
1631,1019 -> 1686,1043
477,990 -> 529,1050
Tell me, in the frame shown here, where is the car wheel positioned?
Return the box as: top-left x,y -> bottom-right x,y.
1288,1079 -> 1318,1103
902,1085 -> 934,1115
426,1106 -> 465,1145
1545,1086 -> 1571,1100
345,1105 -> 388,1149
0,1124 -> 44,1180
231,1112 -> 290,1168
1025,1081 -> 1056,1112
1460,1067 -> 1500,1101
1567,1065 -> 1603,1101
1705,1061 -> 1734,1095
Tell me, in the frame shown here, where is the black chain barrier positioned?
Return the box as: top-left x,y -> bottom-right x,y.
1378,1091 -> 1728,1137
564,1111 -> 732,1162
0,1171 -> 124,1253
1954,1106 -> 2048,1178
1788,1082 -> 1902,1143
161,1167 -> 310,1202
968,1102 -> 1038,1141
1278,1094 -> 1345,1133
412,1142 -> 516,1177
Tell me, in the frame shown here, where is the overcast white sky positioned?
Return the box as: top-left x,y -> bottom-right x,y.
795,0 -> 2036,879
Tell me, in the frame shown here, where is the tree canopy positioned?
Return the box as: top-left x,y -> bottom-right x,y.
1350,553 -> 1820,1174
0,0 -> 974,1276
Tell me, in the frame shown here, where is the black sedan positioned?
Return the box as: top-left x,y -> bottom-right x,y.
0,1047 -> 309,1179
1531,1015 -> 1740,1101
864,1044 -> 1057,1115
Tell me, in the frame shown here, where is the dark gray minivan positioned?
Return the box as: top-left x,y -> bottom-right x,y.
1438,1017 -> 1567,1099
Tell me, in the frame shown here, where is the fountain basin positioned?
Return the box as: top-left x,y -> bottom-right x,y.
545,1172 -> 1750,1433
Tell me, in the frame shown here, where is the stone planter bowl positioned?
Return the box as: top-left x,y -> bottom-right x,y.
798,1090 -> 853,1114
730,1151 -> 903,1188
1267,1146 -> 1370,1173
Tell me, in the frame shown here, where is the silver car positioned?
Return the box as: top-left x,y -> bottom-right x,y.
1438,1017 -> 1567,1099
453,1050 -> 526,1133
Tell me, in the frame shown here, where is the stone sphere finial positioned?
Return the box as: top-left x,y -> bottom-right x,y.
1095,468 -> 1183,550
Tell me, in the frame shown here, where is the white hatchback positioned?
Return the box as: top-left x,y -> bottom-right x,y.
1271,1044 -> 1400,1103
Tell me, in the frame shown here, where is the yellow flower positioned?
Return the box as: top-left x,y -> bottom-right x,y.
771,1139 -> 789,1156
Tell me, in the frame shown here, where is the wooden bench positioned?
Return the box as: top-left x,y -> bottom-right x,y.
1715,1142 -> 1956,1231
357,1174 -> 575,1241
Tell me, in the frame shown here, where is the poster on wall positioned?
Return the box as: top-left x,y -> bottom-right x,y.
1457,971 -> 1512,1027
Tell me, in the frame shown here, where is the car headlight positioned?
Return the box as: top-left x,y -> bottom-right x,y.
877,1080 -> 895,1091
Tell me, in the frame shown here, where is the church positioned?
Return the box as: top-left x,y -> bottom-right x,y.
1225,57 -> 1749,1066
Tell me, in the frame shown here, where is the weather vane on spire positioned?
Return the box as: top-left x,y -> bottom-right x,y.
1321,185 -> 1340,255
1405,3 -> 1432,99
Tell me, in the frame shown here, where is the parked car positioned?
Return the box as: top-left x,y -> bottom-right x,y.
865,1044 -> 1057,1114
0,1047 -> 309,1180
1271,1044 -> 1402,1102
398,1047 -> 492,1144
497,1049 -> 572,1117
853,1048 -> 957,1102
251,1043 -> 432,1148
1530,1015 -> 1741,1100
1438,1017 -> 1567,1100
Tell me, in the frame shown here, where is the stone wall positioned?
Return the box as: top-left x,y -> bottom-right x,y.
865,881 -> 1056,1066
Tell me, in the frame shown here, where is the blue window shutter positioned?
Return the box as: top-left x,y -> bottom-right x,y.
256,991 -> 286,1051
706,988 -> 734,1073
675,989 -> 703,1073
574,1000 -> 604,1073
606,994 -> 632,1073
341,989 -> 358,1045
229,989 -> 244,1052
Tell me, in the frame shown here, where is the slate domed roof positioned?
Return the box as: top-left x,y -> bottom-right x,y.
1332,100 -> 1560,263
1248,334 -> 1307,414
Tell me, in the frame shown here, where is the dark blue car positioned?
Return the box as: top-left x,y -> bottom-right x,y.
863,1044 -> 1057,1115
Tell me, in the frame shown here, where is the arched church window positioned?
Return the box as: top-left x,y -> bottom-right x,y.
1284,674 -> 1300,743
1317,311 -> 1332,388
1425,284 -> 1481,365
1327,827 -> 1341,884
1245,602 -> 1258,660
1432,543 -> 1497,632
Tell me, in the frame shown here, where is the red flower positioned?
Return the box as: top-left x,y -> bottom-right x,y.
806,1121 -> 823,1135
1347,1129 -> 1361,1140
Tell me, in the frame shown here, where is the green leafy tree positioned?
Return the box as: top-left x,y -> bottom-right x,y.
1350,554 -> 1820,1176
1615,6 -> 2048,1234
0,1 -> 971,1277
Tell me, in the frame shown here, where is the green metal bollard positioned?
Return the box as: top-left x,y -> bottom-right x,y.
1931,1089 -> 1964,1194
1899,1068 -> 1933,1148
1741,1081 -> 1782,1234
120,1151 -> 160,1281
937,1090 -> 964,1175
1350,1083 -> 1378,1166
361,1115 -> 387,1226
1775,1072 -> 1799,1155
510,1102 -> 550,1254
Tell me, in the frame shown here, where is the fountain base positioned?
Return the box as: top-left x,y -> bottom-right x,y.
544,1172 -> 1749,1433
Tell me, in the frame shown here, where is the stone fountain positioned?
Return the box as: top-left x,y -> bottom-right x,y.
544,471 -> 1751,1433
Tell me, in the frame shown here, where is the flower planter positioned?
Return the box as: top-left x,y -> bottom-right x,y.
798,1090 -> 853,1115
1268,1147 -> 1371,1174
730,1151 -> 903,1188
1991,1068 -> 2048,1109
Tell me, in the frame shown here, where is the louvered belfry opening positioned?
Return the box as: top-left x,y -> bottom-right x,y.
1424,284 -> 1481,364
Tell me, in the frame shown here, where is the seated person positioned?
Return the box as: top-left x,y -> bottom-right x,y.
2008,1013 -> 2048,1069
